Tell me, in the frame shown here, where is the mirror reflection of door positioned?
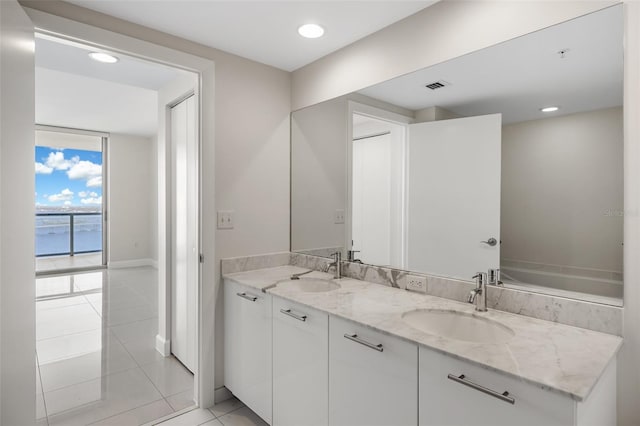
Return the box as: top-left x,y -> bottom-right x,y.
351,114 -> 405,267
407,114 -> 502,280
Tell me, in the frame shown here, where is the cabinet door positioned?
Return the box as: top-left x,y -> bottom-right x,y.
223,280 -> 272,424
273,297 -> 328,426
419,347 -> 574,426
329,316 -> 417,426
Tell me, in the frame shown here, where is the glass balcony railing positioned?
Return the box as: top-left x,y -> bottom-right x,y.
35,212 -> 103,257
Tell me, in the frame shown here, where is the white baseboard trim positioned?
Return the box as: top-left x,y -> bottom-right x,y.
108,258 -> 156,269
155,334 -> 171,357
214,386 -> 233,404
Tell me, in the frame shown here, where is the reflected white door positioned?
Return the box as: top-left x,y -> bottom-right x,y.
170,95 -> 197,372
407,114 -> 501,280
352,134 -> 392,265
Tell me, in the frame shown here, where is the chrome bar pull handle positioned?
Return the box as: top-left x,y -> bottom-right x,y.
280,308 -> 307,322
447,374 -> 515,405
236,292 -> 257,302
344,333 -> 383,352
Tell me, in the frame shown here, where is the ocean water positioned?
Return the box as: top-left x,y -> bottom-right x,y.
35,215 -> 102,256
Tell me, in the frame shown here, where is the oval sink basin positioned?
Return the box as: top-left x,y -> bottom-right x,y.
278,278 -> 341,293
402,309 -> 514,344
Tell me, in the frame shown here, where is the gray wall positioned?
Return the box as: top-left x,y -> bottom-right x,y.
501,107 -> 623,273
108,133 -> 156,264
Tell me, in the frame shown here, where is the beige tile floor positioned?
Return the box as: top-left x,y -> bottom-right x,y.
36,253 -> 104,274
36,267 -> 195,426
154,403 -> 267,426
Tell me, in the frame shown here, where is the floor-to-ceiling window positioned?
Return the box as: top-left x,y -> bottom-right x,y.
35,128 -> 106,274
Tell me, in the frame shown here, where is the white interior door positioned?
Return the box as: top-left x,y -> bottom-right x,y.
352,134 -> 392,265
171,95 -> 198,372
407,114 -> 501,280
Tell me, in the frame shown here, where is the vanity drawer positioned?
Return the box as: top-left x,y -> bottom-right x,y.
418,347 -> 574,426
329,316 -> 417,426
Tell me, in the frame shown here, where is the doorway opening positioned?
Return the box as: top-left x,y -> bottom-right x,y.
33,32 -> 201,425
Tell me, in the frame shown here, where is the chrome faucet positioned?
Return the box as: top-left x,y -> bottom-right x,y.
324,252 -> 342,279
468,272 -> 488,312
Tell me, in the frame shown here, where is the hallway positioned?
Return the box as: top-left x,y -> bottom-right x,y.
35,267 -> 194,425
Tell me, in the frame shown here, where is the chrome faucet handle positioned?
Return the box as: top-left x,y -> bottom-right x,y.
488,269 -> 503,286
472,272 -> 487,287
347,250 -> 361,262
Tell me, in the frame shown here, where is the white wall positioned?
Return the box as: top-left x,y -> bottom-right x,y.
501,107 -> 623,273
107,133 -> 156,264
149,135 -> 158,263
620,4 -> 640,426
0,1 -> 35,424
291,0 -> 617,110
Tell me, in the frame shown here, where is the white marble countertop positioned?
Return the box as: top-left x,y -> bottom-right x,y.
223,265 -> 622,402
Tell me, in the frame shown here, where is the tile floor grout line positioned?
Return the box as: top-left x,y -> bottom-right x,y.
111,325 -> 185,418
39,364 -> 141,396
35,351 -> 51,426
84,397 -> 169,426
138,359 -> 178,416
35,325 -> 106,345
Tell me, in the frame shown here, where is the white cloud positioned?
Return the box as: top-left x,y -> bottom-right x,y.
67,160 -> 101,180
35,162 -> 53,174
78,191 -> 99,198
63,201 -> 72,206
80,196 -> 102,205
86,176 -> 102,188
48,188 -> 74,202
45,152 -> 77,171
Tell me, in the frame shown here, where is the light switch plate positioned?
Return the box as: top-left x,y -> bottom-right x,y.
406,275 -> 427,293
334,209 -> 345,224
217,210 -> 234,229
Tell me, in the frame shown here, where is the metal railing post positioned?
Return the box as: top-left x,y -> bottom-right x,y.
69,213 -> 75,257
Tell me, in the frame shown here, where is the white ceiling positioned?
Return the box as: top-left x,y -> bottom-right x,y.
35,35 -> 195,136
36,36 -> 185,90
65,0 -> 436,71
358,5 -> 623,124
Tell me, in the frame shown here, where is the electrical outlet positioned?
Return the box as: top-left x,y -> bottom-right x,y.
334,209 -> 345,224
406,275 -> 427,293
217,210 -> 234,229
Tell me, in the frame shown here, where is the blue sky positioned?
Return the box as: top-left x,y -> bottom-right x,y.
35,146 -> 102,208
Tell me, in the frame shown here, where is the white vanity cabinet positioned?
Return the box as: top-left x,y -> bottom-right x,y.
272,297 -> 328,426
419,347 -> 617,426
223,280 -> 272,424
329,316 -> 418,426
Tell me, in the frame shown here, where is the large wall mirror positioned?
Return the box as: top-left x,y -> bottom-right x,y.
291,5 -> 624,306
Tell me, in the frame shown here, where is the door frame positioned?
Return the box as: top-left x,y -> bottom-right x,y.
346,101 -> 412,266
25,7 -> 217,408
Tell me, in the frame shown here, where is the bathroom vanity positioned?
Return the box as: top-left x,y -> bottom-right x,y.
223,265 -> 621,426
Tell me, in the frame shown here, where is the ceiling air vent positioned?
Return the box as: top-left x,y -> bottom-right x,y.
425,80 -> 450,90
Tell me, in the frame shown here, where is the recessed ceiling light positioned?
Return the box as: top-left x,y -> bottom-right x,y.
540,106 -> 560,113
88,52 -> 119,63
298,24 -> 325,39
